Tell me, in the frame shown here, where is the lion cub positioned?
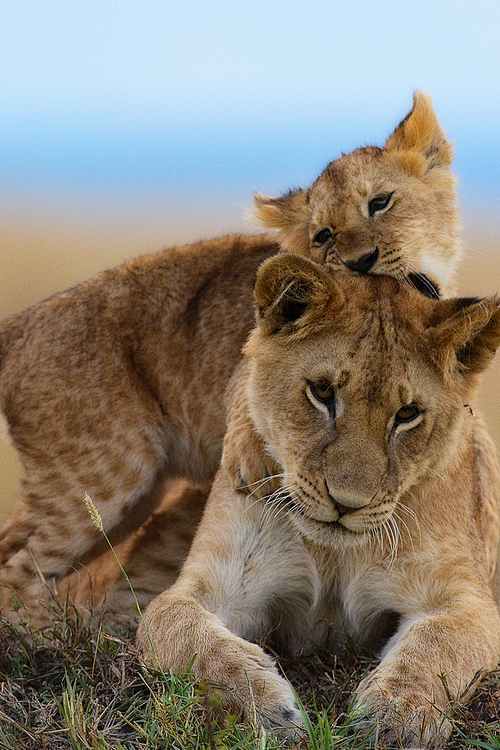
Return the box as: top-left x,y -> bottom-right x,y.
137,254 -> 500,748
0,93 -> 464,621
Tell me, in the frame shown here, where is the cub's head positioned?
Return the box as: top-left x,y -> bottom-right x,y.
255,93 -> 459,298
245,254 -> 500,548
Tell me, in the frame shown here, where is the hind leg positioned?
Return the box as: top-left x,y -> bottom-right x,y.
0,416 -> 170,625
107,481 -> 207,614
61,481 -> 208,619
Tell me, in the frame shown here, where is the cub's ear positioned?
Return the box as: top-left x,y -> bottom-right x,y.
385,91 -> 453,171
254,189 -> 310,254
254,188 -> 308,229
253,254 -> 343,335
429,296 -> 500,377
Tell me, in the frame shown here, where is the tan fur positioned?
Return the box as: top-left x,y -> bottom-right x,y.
254,92 -> 460,296
225,92 -> 465,498
137,255 -> 500,747
0,93 -> 473,625
62,481 -> 205,616
0,235 -> 272,622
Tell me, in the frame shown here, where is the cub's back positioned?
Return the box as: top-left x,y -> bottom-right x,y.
0,234 -> 277,382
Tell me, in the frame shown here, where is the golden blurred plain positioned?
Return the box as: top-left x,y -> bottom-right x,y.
0,207 -> 499,524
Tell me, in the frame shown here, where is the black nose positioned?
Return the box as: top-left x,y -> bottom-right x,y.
344,247 -> 379,274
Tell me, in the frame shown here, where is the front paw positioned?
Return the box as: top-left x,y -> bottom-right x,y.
355,671 -> 452,748
176,644 -> 303,734
223,429 -> 281,500
137,597 -> 303,734
235,660 -> 303,734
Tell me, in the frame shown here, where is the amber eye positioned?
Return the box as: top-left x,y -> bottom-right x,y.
308,380 -> 336,414
394,403 -> 421,426
313,228 -> 333,245
368,193 -> 393,217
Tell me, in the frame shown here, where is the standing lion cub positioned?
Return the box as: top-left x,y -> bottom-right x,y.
0,93 -> 469,622
138,254 -> 500,748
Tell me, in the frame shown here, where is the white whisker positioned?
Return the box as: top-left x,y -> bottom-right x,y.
243,473 -> 295,498
392,510 -> 417,556
397,498 -> 422,547
424,466 -> 452,490
383,514 -> 401,566
382,517 -> 395,565
261,485 -> 295,522
261,484 -> 303,526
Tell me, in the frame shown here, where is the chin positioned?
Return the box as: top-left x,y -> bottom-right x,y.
289,510 -> 371,550
288,501 -> 399,551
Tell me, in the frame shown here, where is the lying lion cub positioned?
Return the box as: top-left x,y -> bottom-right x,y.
137,254 -> 500,748
0,92 -> 477,623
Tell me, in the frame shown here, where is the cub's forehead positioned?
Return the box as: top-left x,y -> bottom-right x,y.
309,278 -> 437,363
309,146 -> 398,208
300,311 -> 437,399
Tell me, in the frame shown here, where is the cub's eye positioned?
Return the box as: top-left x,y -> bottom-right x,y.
307,380 -> 336,415
368,193 -> 393,217
394,403 -> 421,426
313,228 -> 333,245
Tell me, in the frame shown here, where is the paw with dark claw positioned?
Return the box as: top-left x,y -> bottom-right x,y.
354,693 -> 451,748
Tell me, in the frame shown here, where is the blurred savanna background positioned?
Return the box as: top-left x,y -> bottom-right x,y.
0,1 -> 499,525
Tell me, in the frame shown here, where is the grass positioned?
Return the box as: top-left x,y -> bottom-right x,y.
1,499 -> 499,749
0,602 -> 362,750
1,604 -> 500,750
1,499 -> 500,748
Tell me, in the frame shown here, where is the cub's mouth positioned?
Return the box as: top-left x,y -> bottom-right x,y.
285,496 -> 362,535
284,494 -> 398,538
405,272 -> 440,299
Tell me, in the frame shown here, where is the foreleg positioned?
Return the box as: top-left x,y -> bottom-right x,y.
355,593 -> 500,747
137,468 -> 313,731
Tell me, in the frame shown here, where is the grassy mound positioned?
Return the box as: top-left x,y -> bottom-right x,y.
1,606 -> 500,749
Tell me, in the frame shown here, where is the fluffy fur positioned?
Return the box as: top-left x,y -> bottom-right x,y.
137,255 -> 500,748
0,93 -> 478,627
254,92 -> 460,296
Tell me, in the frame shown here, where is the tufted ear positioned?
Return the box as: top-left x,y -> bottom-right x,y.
428,296 -> 500,377
253,189 -> 310,254
253,254 -> 343,335
384,91 -> 453,171
254,188 -> 308,229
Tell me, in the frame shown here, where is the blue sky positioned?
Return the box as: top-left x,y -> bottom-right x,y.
1,1 -> 500,214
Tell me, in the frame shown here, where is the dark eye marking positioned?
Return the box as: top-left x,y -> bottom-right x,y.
307,380 -> 336,416
313,228 -> 333,245
394,402 -> 421,426
368,193 -> 393,217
